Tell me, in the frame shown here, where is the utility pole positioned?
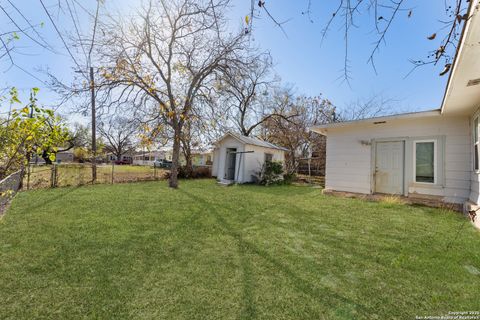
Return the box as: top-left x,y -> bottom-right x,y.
90,66 -> 97,183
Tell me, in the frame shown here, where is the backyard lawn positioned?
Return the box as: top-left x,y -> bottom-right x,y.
1,180 -> 479,319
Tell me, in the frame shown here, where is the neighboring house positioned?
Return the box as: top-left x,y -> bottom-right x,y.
106,152 -> 133,164
132,150 -> 166,166
191,150 -> 213,166
311,2 -> 480,224
212,132 -> 288,183
30,149 -> 74,164
163,149 -> 186,165
55,150 -> 74,163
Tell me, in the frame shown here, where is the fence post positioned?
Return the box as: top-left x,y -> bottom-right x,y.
154,163 -> 157,180
50,164 -> 55,188
111,162 -> 115,184
308,158 -> 311,184
27,164 -> 31,190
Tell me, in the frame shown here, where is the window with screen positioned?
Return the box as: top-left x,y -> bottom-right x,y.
415,141 -> 435,183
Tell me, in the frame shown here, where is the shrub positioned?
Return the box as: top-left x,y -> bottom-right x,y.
166,166 -> 212,180
258,161 -> 285,186
282,173 -> 296,185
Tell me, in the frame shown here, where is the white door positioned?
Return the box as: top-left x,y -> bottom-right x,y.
375,141 -> 404,195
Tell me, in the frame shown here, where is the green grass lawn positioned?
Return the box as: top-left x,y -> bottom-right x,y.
1,180 -> 479,319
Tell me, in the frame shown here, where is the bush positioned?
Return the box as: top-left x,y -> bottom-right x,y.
166,166 -> 212,180
282,173 -> 296,185
258,161 -> 285,186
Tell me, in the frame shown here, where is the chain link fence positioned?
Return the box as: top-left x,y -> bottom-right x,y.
295,157 -> 325,187
24,163 -> 169,190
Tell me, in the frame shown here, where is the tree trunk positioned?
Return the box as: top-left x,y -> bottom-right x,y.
181,140 -> 193,178
169,126 -> 181,188
286,151 -> 297,175
185,152 -> 193,178
115,150 -> 123,163
42,150 -> 53,165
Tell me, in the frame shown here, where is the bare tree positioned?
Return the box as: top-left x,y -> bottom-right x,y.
336,94 -> 398,121
214,53 -> 299,137
246,0 -> 470,81
218,53 -> 274,136
98,116 -> 137,162
92,0 -> 247,188
262,90 -> 335,173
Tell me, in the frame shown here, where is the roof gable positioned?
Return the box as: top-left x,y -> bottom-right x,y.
216,132 -> 289,151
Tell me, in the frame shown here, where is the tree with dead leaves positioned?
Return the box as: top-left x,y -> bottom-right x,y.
261,90 -> 336,174
92,0 -> 247,188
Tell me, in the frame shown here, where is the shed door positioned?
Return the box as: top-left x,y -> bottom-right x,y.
225,148 -> 236,180
375,141 -> 404,195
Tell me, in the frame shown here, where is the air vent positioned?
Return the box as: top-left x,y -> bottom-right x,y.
467,78 -> 480,87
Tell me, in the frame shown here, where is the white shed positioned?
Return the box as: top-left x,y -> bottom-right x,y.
212,132 -> 287,183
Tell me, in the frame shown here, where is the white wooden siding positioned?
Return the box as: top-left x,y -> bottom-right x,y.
470,108 -> 480,203
212,135 -> 286,183
325,115 -> 471,203
242,145 -> 285,182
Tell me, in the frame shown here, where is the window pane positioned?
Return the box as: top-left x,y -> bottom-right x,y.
265,153 -> 273,163
475,118 -> 479,143
416,142 -> 434,183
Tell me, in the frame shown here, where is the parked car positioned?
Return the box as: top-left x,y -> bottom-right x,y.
114,159 -> 131,165
153,159 -> 172,168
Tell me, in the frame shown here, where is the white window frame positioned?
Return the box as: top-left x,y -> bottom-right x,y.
413,139 -> 437,185
474,115 -> 479,172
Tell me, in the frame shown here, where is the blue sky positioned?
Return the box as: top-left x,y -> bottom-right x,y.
1,0 -> 452,121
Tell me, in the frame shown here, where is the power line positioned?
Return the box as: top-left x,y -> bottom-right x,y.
5,0 -> 55,52
38,0 -> 87,79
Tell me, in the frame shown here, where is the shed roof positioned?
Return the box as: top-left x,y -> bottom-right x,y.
310,109 -> 441,135
216,132 -> 289,151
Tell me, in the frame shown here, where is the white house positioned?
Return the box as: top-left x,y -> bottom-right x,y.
212,132 -> 288,183
106,152 -> 133,164
132,150 -> 167,166
311,1 -> 480,225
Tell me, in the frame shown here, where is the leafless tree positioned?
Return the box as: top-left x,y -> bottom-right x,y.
336,94 -> 398,121
247,0 -> 470,81
262,90 -> 336,173
214,53 -> 300,137
98,116 -> 137,162
90,0 -> 247,188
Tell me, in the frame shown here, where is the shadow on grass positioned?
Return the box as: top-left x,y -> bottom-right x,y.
12,185 -> 85,215
178,188 -> 370,319
234,183 -> 319,197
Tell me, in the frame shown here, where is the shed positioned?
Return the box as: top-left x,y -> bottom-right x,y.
212,132 -> 287,183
